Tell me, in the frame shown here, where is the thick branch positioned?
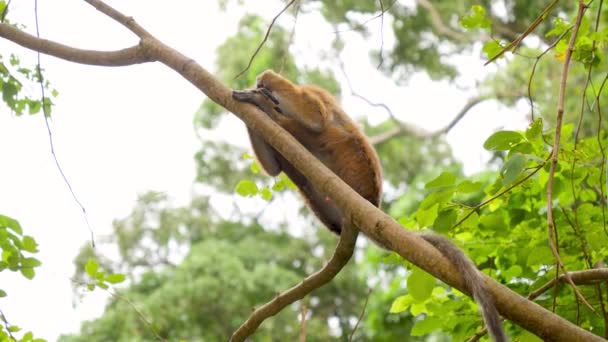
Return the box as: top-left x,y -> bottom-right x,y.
142,36 -> 604,341
231,224 -> 358,341
0,2 -> 603,340
0,23 -> 148,66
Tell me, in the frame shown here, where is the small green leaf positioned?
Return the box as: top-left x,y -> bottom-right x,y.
105,273 -> 126,284
280,173 -> 297,190
459,5 -> 491,29
21,257 -> 41,268
425,172 -> 456,189
433,209 -> 457,233
235,179 -> 258,197
456,180 -> 482,193
483,131 -> 525,151
22,236 -> 38,253
86,283 -> 95,291
272,179 -> 286,191
525,118 -> 543,141
389,295 -> 412,313
0,215 -> 22,234
259,188 -> 272,201
416,204 -> 438,228
482,40 -> 504,61
501,153 -> 527,185
503,265 -> 523,282
0,289 -> 7,297
250,160 -> 261,174
407,268 -> 435,301
419,190 -> 453,210
410,316 -> 442,336
20,267 -> 35,280
85,259 -> 99,277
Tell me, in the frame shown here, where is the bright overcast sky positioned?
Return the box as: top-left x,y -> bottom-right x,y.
0,1 -> 528,340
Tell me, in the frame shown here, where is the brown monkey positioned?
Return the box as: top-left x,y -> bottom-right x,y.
232,70 -> 506,342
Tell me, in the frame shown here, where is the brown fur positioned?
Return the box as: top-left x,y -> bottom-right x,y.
232,70 -> 506,342
234,69 -> 382,234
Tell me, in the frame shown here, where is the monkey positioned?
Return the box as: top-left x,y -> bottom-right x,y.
232,70 -> 507,342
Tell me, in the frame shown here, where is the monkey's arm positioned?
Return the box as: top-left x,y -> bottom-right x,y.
233,89 -> 283,176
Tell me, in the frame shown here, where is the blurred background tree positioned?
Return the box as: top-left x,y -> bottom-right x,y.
55,0 -> 608,341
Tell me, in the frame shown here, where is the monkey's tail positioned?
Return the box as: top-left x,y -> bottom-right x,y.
420,233 -> 508,342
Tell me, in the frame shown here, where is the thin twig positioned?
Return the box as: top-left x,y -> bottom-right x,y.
278,0 -> 300,74
234,0 -> 296,79
0,0 -> 11,22
72,278 -> 165,341
0,309 -> 16,341
453,156 -> 548,230
485,0 -> 559,65
545,0 -> 595,313
527,26 -> 573,122
332,0 -> 397,34
34,0 -> 95,246
299,301 -> 307,342
377,0 -> 385,68
349,288 -> 372,342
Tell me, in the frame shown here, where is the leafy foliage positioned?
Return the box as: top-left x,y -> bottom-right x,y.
2,0 -> 605,341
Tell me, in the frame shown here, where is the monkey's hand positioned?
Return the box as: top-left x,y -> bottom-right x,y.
232,88 -> 283,120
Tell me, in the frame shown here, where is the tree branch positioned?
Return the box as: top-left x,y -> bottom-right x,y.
0,1 -> 604,340
370,92 -> 525,145
0,23 -> 148,66
231,223 -> 358,341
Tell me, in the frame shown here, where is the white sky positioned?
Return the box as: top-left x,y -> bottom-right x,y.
0,1 -> 528,340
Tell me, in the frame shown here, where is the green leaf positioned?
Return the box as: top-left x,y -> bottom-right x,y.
249,160 -> 261,174
389,295 -> 412,313
105,273 -> 126,284
0,289 -> 6,297
416,204 -> 438,228
456,180 -> 482,193
425,172 -> 456,189
85,259 -> 99,277
280,173 -> 297,190
259,187 -> 272,201
272,179 -> 286,191
20,267 -> 35,280
21,257 -> 41,268
21,236 -> 38,253
482,40 -> 504,61
501,153 -> 527,185
503,265 -> 523,282
0,215 -> 22,234
419,190 -> 453,210
407,268 -> 435,301
483,131 -> 525,151
433,209 -> 457,233
459,5 -> 491,29
410,316 -> 442,336
525,118 -> 543,141
235,179 -> 258,197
